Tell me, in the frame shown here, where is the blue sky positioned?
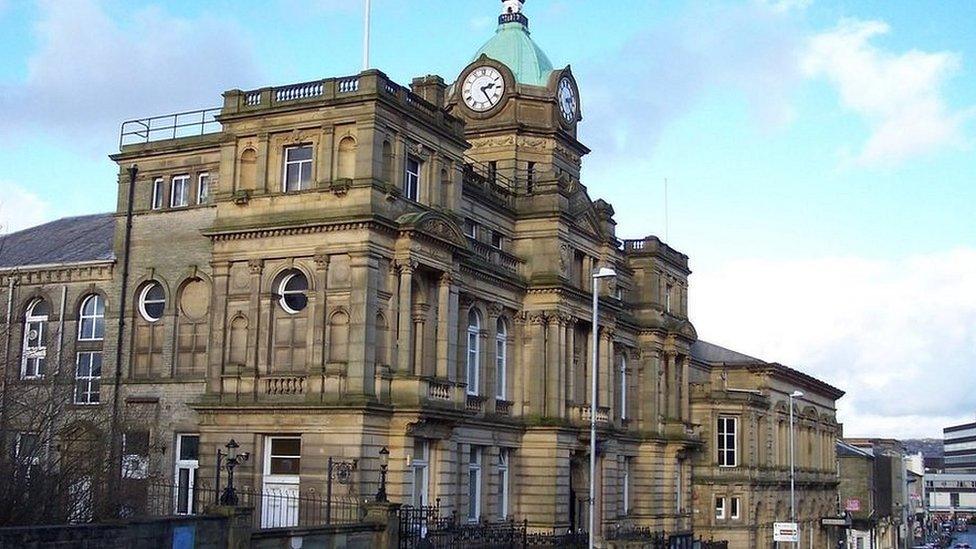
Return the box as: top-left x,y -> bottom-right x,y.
0,0 -> 974,438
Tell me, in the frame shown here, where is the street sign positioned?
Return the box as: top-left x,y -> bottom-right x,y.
845,498 -> 861,512
821,517 -> 849,526
774,522 -> 800,542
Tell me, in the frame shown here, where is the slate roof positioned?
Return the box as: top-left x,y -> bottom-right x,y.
690,340 -> 764,365
0,213 -> 116,269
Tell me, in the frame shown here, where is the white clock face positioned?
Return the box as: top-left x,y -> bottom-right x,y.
462,66 -> 505,112
558,77 -> 578,123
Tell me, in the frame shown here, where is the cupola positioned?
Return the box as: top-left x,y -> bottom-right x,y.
472,0 -> 554,87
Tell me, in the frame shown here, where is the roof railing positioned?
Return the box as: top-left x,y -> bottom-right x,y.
119,107 -> 222,149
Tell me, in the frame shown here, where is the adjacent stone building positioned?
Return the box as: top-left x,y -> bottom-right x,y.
0,1 -> 845,544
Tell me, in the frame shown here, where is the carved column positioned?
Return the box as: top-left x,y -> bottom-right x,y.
435,272 -> 452,379
412,309 -> 426,377
208,261 -> 231,394
248,259 -> 265,379
512,312 -> 527,415
347,251 -> 379,396
316,125 -> 335,186
680,354 -> 690,422
598,328 -> 614,412
527,312 -> 548,415
311,254 -> 330,370
396,262 -> 415,374
255,133 -> 269,192
565,318 -> 576,407
546,312 -> 562,417
485,304 -> 501,403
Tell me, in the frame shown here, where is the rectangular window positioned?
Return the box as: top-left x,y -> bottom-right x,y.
526,161 -> 535,189
467,446 -> 482,522
464,219 -> 477,239
498,449 -> 510,519
730,496 -> 740,519
283,145 -> 313,192
620,357 -> 628,420
715,496 -> 726,520
74,352 -> 102,405
15,432 -> 40,468
267,437 -> 301,476
411,439 -> 429,507
22,315 -> 47,379
175,434 -> 200,515
622,457 -> 631,514
404,156 -> 421,201
488,161 -> 497,184
491,231 -> 503,249
151,177 -> 164,210
171,175 -> 190,207
717,416 -> 738,467
121,431 -> 150,479
665,283 -> 673,313
466,328 -> 480,396
197,173 -> 210,204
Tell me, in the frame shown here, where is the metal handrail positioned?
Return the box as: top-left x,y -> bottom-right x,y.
119,107 -> 222,149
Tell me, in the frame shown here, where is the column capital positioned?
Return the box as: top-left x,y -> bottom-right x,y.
247,259 -> 263,275
486,303 -> 503,319
397,259 -> 418,275
439,271 -> 454,286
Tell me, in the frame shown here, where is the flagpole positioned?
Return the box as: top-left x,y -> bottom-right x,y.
362,0 -> 372,71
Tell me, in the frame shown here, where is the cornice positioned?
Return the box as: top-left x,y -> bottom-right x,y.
0,260 -> 116,285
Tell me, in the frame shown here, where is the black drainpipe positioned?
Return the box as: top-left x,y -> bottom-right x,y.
107,164 -> 137,515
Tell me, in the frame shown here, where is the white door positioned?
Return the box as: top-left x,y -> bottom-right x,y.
174,434 -> 199,515
262,436 -> 301,528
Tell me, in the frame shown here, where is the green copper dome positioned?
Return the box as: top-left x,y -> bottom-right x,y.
473,21 -> 555,87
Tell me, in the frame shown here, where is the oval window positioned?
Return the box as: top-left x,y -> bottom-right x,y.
278,271 -> 308,314
139,282 -> 166,322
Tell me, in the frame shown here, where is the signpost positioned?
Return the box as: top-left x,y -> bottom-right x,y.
774,522 -> 800,543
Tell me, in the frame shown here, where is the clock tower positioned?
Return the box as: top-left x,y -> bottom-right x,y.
446,0 -> 588,190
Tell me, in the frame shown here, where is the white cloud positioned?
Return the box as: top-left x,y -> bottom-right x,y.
756,0 -> 812,13
691,249 -> 976,438
803,19 -> 972,166
579,2 -> 803,163
0,181 -> 53,234
0,0 -> 259,148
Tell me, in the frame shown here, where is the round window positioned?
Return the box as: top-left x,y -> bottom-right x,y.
139,282 -> 166,322
278,271 -> 308,314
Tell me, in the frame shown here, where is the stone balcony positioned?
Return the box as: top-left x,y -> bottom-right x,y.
570,404 -> 611,426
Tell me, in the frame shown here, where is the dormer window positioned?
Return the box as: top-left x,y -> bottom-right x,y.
283,145 -> 313,192
405,156 -> 421,201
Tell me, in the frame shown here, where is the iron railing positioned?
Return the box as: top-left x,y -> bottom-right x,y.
119,108 -> 221,149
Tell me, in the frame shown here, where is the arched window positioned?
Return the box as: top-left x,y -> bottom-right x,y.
138,282 -> 165,322
495,317 -> 507,400
337,136 -> 356,180
78,294 -> 105,341
620,355 -> 627,420
277,271 -> 308,314
22,299 -> 49,378
466,309 -> 481,396
329,311 -> 350,363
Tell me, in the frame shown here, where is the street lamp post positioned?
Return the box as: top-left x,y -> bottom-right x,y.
219,439 -> 250,506
376,446 -> 390,502
589,267 -> 616,549
789,390 -> 804,547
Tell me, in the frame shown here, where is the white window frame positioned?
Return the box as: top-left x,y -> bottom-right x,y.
730,496 -> 740,520
411,439 -> 430,507
404,156 -> 421,201
665,283 -> 673,313
21,299 -> 48,379
715,496 -> 726,520
277,271 -> 309,314
718,416 -> 738,468
197,173 -> 210,204
463,219 -> 477,239
170,175 -> 190,208
78,294 -> 105,341
495,319 -> 507,400
467,446 -> 482,523
138,282 -> 165,322
498,449 -> 510,519
622,457 -> 631,514
620,355 -> 627,420
264,436 -> 302,480
282,144 -> 313,192
151,177 -> 164,210
174,434 -> 200,515
466,310 -> 481,396
74,351 -> 102,405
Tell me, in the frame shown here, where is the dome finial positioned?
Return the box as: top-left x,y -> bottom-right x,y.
499,0 -> 528,27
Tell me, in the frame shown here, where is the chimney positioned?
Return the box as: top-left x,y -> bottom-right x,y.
410,75 -> 447,108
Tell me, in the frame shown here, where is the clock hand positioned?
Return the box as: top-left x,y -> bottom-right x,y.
481,82 -> 496,102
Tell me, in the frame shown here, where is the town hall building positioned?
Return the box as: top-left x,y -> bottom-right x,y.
0,1 -> 844,546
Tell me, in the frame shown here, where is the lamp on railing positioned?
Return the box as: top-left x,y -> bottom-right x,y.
376,446 -> 390,502
218,439 -> 250,506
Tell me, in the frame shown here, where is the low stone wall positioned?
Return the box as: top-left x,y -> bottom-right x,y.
250,522 -> 385,549
0,515 -> 228,549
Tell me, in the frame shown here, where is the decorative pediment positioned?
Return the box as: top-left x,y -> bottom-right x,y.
397,211 -> 469,249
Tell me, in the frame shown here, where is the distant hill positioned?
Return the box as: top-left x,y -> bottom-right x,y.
902,438 -> 943,457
